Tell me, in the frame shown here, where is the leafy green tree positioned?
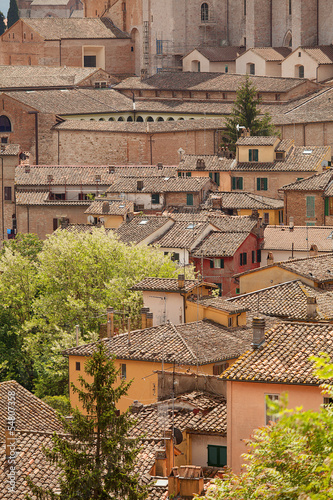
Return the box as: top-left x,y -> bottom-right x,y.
7,0 -> 19,29
223,75 -> 276,151
2,232 -> 43,261
0,11 -> 6,35
201,354 -> 333,499
27,343 -> 147,500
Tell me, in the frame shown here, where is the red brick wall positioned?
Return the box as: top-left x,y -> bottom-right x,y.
284,190 -> 324,226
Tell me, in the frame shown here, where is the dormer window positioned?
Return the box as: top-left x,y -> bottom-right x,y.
249,149 -> 258,162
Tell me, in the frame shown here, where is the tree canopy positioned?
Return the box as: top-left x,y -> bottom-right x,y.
223,75 -> 276,151
7,0 -> 19,29
0,11 -> 6,35
27,343 -> 147,499
201,354 -> 333,499
0,229 -> 188,398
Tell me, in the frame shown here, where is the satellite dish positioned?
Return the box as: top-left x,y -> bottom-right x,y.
173,427 -> 183,445
87,215 -> 95,224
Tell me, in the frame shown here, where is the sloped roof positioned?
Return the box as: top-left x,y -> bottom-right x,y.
228,280 -> 333,321
301,45 -> 333,65
246,47 -> 291,61
191,46 -> 246,62
276,87 -> 333,125
151,221 -> 215,249
85,200 -> 134,215
192,296 -> 249,314
223,322 -> 333,384
0,380 -> 63,440
15,165 -> 115,186
21,17 -> 129,40
16,190 -> 91,206
263,225 -> 333,252
191,231 -> 249,257
107,176 -> 212,193
115,216 -> 172,244
236,136 -> 279,146
131,391 -> 227,438
178,154 -> 235,172
206,192 -> 284,210
115,73 -> 309,93
63,319 -> 252,365
131,277 -> 217,293
281,169 -> 333,191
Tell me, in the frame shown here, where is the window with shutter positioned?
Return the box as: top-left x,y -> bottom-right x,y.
186,193 -> 194,206
252,250 -> 255,263
325,197 -> 329,216
210,259 -> 214,268
243,252 -> 247,265
240,253 -> 243,266
306,196 -> 315,217
214,172 -> 220,186
207,445 -> 227,467
209,172 -> 213,179
257,249 -> 261,263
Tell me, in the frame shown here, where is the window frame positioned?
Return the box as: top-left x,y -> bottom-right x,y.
249,149 -> 259,161
265,394 -> 279,425
257,177 -> 268,191
151,192 -> 160,205
207,444 -> 227,467
231,176 -> 243,190
306,195 -> 315,218
120,363 -> 127,379
201,2 -> 209,22
4,186 -> 12,201
186,193 -> 194,206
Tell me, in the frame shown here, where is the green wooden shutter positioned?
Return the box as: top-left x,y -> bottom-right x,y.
209,172 -> 213,179
232,177 -> 236,190
239,177 -> 243,190
249,149 -> 253,161
254,149 -> 258,161
208,446 -> 218,466
257,178 -> 261,191
306,196 -> 315,217
215,172 -> 220,186
210,259 -> 214,268
263,178 -> 268,191
187,193 -> 193,206
325,197 -> 329,216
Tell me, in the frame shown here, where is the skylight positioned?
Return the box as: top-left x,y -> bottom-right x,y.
303,150 -> 312,154
186,223 -> 196,229
139,220 -> 148,225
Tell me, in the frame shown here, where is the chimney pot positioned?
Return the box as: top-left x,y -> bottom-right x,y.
141,307 -> 149,329
267,252 -> 274,266
146,312 -> 154,328
252,317 -> 265,349
306,296 -> 317,319
178,274 -> 185,289
157,162 -> 163,169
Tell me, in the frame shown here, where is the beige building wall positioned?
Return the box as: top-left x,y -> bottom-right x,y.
142,290 -> 184,325
236,141 -> 280,163
182,50 -> 235,73
237,265 -> 316,293
282,49 -> 319,80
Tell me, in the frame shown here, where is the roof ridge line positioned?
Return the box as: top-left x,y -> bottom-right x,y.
168,322 -> 198,362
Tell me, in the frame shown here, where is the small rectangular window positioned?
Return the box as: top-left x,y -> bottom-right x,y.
84,55 -> 97,67
266,394 -> 279,425
249,63 -> 255,75
231,177 -> 243,190
185,172 -> 192,177
208,445 -> 227,467
306,196 -> 315,217
151,193 -> 160,204
264,212 -> 269,224
4,187 -> 12,201
257,249 -> 261,263
257,178 -> 268,191
156,40 -> 163,55
121,363 -> 126,379
252,250 -> 255,264
171,252 -> 180,262
228,317 -> 232,327
76,362 -> 81,371
186,193 -> 194,206
214,258 -> 224,269
249,149 -> 259,162
243,0 -> 246,15
240,252 -> 247,266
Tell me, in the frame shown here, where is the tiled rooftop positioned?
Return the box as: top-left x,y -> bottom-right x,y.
132,277 -> 216,293
21,17 -> 129,39
16,165 -> 115,186
85,200 -> 134,215
131,391 -> 227,438
301,45 -> 333,64
0,381 -> 63,440
247,47 -> 291,61
16,190 -> 91,206
63,319 -> 252,365
192,231 -> 249,257
205,192 -> 284,210
236,253 -> 333,284
236,136 -> 279,146
281,169 -> 333,191
115,73 -> 309,93
178,154 -> 235,172
228,280 -> 333,322
264,225 -> 333,252
151,221 -> 215,249
223,322 -> 333,384
0,66 -> 117,90
277,87 -> 333,125
6,88 -> 132,115
192,46 -> 246,62
115,216 -> 172,244
192,296 -> 249,314
107,176 -> 213,193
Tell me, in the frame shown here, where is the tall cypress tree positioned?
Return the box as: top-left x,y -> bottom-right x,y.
7,0 -> 20,29
27,343 -> 147,499
0,12 -> 6,35
223,75 -> 276,151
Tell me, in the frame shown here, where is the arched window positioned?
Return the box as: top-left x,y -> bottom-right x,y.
99,118 -> 105,121
0,116 -> 11,132
298,65 -> 304,78
247,63 -> 255,75
146,116 -> 154,122
283,30 -> 292,48
108,117 -> 114,121
167,117 -> 175,121
157,117 -> 164,121
201,3 -> 208,21
136,116 -> 144,122
118,117 -> 124,121
127,116 -> 133,121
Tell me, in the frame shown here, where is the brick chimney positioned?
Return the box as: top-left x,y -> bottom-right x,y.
141,307 -> 149,329
306,296 -> 317,319
310,244 -> 318,257
252,317 -> 266,349
146,312 -> 153,328
168,466 -> 204,498
178,274 -> 185,289
267,252 -> 274,266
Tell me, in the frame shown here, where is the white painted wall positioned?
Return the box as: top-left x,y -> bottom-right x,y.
159,246 -> 190,266
281,49 -> 317,80
142,290 -> 184,325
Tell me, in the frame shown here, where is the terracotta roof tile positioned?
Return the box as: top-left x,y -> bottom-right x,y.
107,176 -> 213,193
16,190 -> 91,206
204,192 -> 284,210
223,322 -> 333,384
131,277 -> 216,293
151,221 -> 215,249
301,45 -> 333,64
191,296 -> 248,314
192,231 -> 249,257
192,46 -> 246,62
85,200 -> 134,215
248,47 -> 291,61
236,136 -> 279,146
15,165 -> 116,186
115,216 -> 172,244
264,225 -> 333,252
63,320 -> 253,365
178,155 -> 235,172
281,169 -> 333,191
